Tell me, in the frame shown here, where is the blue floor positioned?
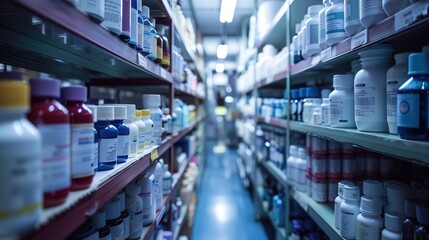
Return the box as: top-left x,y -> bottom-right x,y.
192,144 -> 268,240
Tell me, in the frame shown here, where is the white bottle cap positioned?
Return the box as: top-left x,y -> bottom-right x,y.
363,180 -> 383,197
92,209 -> 106,229
97,106 -> 115,121
343,185 -> 360,201
338,181 -> 355,197
289,145 -> 298,157
142,94 -> 161,108
333,74 -> 354,88
116,191 -> 126,212
360,196 -> 382,215
384,211 -> 404,230
86,104 -> 97,123
163,164 -> 169,172
422,45 -> 429,53
111,105 -> 127,120
121,104 -> 136,120
383,180 -> 402,197
138,173 -> 154,193
125,184 -> 141,196
105,197 -> 121,220
298,147 -> 306,160
405,199 -> 417,218
307,5 -> 324,15
416,204 -> 429,225
387,183 -> 408,204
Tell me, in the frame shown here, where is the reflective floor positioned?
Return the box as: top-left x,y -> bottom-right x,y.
192,143 -> 268,240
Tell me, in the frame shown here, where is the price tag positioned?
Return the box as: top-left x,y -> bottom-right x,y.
320,47 -> 332,63
395,1 -> 429,31
293,191 -> 309,211
138,53 -> 147,69
160,68 -> 167,79
150,148 -> 159,162
351,29 -> 368,50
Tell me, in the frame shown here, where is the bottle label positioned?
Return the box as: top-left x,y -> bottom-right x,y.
361,0 -> 385,15
354,85 -> 377,117
71,123 -> 95,177
99,138 -> 117,164
327,12 -> 345,34
129,131 -> 138,156
123,215 -> 129,239
319,12 -> 326,43
163,177 -> 172,193
129,210 -> 143,238
110,222 -> 124,240
149,34 -> 157,59
345,0 -> 360,21
157,46 -> 163,60
102,0 -> 122,31
397,93 -> 419,128
38,124 -> 71,192
138,22 -> 144,47
140,192 -> 153,223
117,135 -> 130,157
386,79 -> 402,118
308,24 -> 319,45
151,112 -> 163,145
341,210 -> 358,238
356,220 -> 382,240
129,8 -> 138,44
138,125 -> 146,152
153,171 -> 162,208
144,122 -> 152,149
143,25 -> 151,52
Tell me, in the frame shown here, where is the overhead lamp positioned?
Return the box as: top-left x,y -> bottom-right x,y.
216,62 -> 225,73
219,0 -> 237,23
217,43 -> 228,59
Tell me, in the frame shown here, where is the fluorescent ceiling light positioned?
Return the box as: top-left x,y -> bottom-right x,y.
217,43 -> 228,59
216,62 -> 225,73
220,0 -> 237,23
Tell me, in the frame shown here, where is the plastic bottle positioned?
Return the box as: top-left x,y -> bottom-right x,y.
101,0 -> 122,35
122,104 -> 138,158
303,87 -> 321,123
301,15 -> 311,59
105,197 -> 124,240
305,5 -> 325,57
290,90 -> 299,120
78,0 -> 105,23
141,6 -> 151,56
344,0 -> 364,37
356,196 -> 383,240
143,94 -> 163,145
148,18 -> 158,61
126,184 -> 143,239
355,45 -> 394,132
173,99 -> 183,134
360,0 -> 387,29
296,148 -> 308,192
153,160 -> 163,210
386,53 -> 412,134
363,180 -> 383,198
62,86 -> 94,190
329,74 -> 355,128
158,25 -> 171,69
163,164 -> 172,195
335,181 -> 355,229
382,211 -> 403,240
119,0 -> 131,41
397,53 -> 429,140
414,204 -> 429,240
287,145 -> 298,188
326,0 -> 347,46
110,105 -> 130,163
386,183 -> 407,214
0,73 -> 42,239
340,185 -> 361,238
383,0 -> 411,16
27,78 -> 70,207
117,192 -> 129,239
86,105 -> 99,173
402,199 -> 418,240
298,88 -> 307,122
95,106 -> 118,171
321,98 -> 330,126
136,2 -> 143,51
293,23 -> 301,63
91,209 -> 111,240
319,0 -> 331,50
162,108 -> 172,136
134,110 -> 146,154
138,173 -> 154,226
298,17 -> 308,60
128,0 -> 138,47
141,109 -> 153,149
152,18 -> 163,64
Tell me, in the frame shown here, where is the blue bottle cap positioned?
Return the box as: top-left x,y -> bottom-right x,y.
409,53 -> 429,75
306,87 -> 320,98
291,89 -> 299,99
299,88 -> 307,99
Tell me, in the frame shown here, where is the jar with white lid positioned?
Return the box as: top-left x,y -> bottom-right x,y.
335,181 -> 355,229
340,185 -> 361,239
319,0 -> 331,50
305,5 -> 325,57
386,53 -> 411,134
360,0 -> 387,29
329,74 -> 356,128
382,0 -> 411,16
356,196 -> 383,240
326,0 -> 347,46
303,87 -> 321,123
355,45 -> 394,132
382,211 -> 403,240
344,0 -> 364,37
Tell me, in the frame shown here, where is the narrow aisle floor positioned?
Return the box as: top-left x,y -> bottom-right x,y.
192,143 -> 268,240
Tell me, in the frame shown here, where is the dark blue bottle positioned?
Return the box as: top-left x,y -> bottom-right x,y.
397,53 -> 429,141
95,106 -> 118,171
110,105 -> 130,163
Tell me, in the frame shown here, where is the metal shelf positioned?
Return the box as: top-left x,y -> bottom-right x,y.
172,204 -> 189,240
174,83 -> 205,100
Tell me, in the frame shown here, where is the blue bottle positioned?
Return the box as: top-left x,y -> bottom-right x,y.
147,18 -> 158,61
397,53 -> 429,141
95,106 -> 118,171
110,105 -> 130,163
141,6 -> 152,56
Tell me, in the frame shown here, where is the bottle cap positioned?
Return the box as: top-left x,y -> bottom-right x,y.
343,185 -> 360,201
360,196 -> 382,215
150,17 -> 156,28
61,86 -> 87,102
394,52 -> 411,63
308,5 -> 324,15
291,89 -> 299,99
405,199 -> 416,218
297,147 -> 306,160
384,211 -> 404,230
141,109 -> 151,117
119,104 -> 136,120
112,105 -> 127,120
96,106 -> 114,121
383,180 -> 402,197
91,209 -> 106,229
338,181 -> 354,197
305,87 -> 320,98
408,53 -> 429,75
86,105 -> 97,123
416,204 -> 429,225
162,108 -> 170,114
321,89 -> 332,99
142,94 -> 161,108
387,183 -> 408,204
0,78 -> 29,108
289,145 -> 298,157
333,74 -> 354,88
423,45 -> 429,53
363,180 -> 382,197
142,5 -> 150,19
29,78 -> 61,98
116,191 -> 126,212
299,87 -> 307,99
125,184 -> 141,196
105,197 -> 121,220
163,164 -> 169,172
135,109 -> 142,118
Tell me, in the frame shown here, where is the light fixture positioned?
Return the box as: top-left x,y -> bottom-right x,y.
217,43 -> 228,59
219,0 -> 237,23
216,62 -> 225,73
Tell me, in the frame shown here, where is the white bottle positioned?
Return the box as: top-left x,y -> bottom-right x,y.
287,145 -> 298,188
344,0 -> 364,36
356,196 -> 383,240
340,185 -> 361,239
141,109 -> 154,149
79,0 -> 105,23
162,108 -> 173,135
138,173 -> 154,226
321,98 -> 330,126
134,110 -> 146,154
125,184 -> 143,239
153,160 -> 163,210
163,164 -> 172,195
105,197 -> 125,240
173,99 -> 183,134
319,0 -> 331,50
305,5 -> 325,57
329,74 -> 356,128
292,23 -> 301,61
326,0 -> 348,46
381,211 -> 403,240
122,104 -> 138,158
296,148 -> 308,192
335,181 -> 355,229
0,77 -> 42,239
354,45 -> 394,132
363,180 -> 383,198
101,0 -> 122,35
297,19 -> 305,60
300,15 -> 311,59
360,0 -> 387,29
386,53 -> 411,134
91,209 -> 112,240
382,0 -> 410,16
142,94 -> 163,145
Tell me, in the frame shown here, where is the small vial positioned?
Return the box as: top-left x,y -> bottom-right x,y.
105,197 -> 125,240
340,185 -> 360,239
91,209 -> 111,240
382,211 -> 403,240
321,98 -> 330,126
117,192 -> 130,239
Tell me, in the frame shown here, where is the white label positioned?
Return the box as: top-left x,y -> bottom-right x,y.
361,0 -> 385,16
394,1 -> 429,31
387,78 -> 404,118
153,171 -> 162,209
99,138 -> 117,164
351,29 -> 368,49
101,0 -> 122,33
129,210 -> 143,238
144,122 -> 152,149
129,8 -> 138,44
137,125 -> 146,152
140,191 -> 153,223
71,123 -> 94,177
129,131 -> 138,156
320,47 -> 332,62
327,12 -> 345,34
123,215 -> 129,239
330,99 -> 354,124
397,93 -> 420,128
357,221 -> 382,240
355,85 -> 377,117
110,222 -> 124,240
138,53 -> 148,69
151,112 -> 163,145
38,124 -> 71,192
163,177 -> 172,194
117,135 -> 130,157
341,210 -> 358,238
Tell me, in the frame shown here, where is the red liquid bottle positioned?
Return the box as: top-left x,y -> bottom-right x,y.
61,86 -> 94,190
27,78 -> 70,207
